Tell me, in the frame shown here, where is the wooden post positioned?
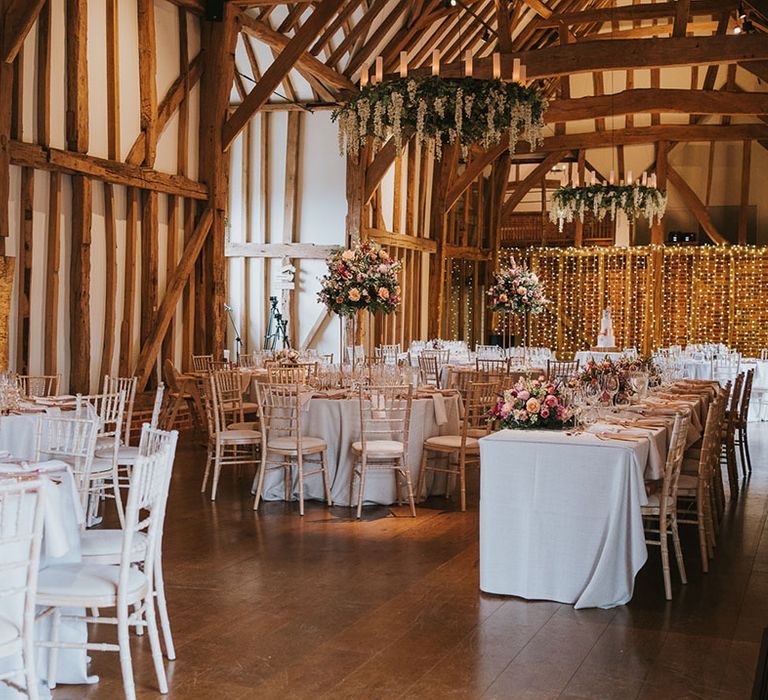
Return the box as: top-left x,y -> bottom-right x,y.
574,149 -> 585,246
44,172 -> 60,375
16,167 -> 33,374
651,140 -> 667,245
738,140 -> 751,245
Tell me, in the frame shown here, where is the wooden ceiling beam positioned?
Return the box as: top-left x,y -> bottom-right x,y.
2,0 -> 46,64
161,0 -> 205,13
224,0 -> 344,150
521,0 -> 553,19
545,89 -> 768,123
238,11 -> 355,91
666,164 -> 729,245
500,150 -> 568,219
535,0 -> 736,28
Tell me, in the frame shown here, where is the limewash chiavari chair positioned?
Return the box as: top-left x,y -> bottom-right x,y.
16,375 -> 60,398
0,479 -> 45,700
546,359 -> 580,384
678,394 -> 725,572
734,369 -> 754,477
417,380 -> 496,512
103,375 -> 138,445
252,383 -> 331,516
212,369 -> 258,429
350,384 -> 414,519
78,391 -> 127,526
191,354 -> 213,372
36,434 -> 177,700
80,425 -> 180,661
641,412 -> 690,600
34,415 -> 99,521
200,374 -> 260,501
267,363 -> 313,385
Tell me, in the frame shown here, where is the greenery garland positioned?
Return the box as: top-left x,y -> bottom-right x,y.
550,183 -> 668,232
332,77 -> 547,159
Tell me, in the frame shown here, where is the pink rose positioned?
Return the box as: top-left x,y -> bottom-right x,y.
544,395 -> 559,408
518,390 -> 530,401
526,398 -> 540,414
540,407 -> 550,419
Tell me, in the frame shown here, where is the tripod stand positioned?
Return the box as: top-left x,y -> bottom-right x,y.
263,296 -> 290,350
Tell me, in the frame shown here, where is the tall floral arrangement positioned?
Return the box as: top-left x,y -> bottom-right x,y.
578,356 -> 655,395
491,376 -> 572,429
550,183 -> 667,232
318,242 -> 402,317
333,77 -> 547,160
488,256 -> 548,315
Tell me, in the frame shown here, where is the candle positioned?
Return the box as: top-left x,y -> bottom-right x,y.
399,51 -> 408,78
375,56 -> 383,84
642,171 -> 648,186
432,49 -> 440,76
591,171 -> 597,186
609,170 -> 615,185
493,52 -> 501,79
513,58 -> 521,82
520,63 -> 527,85
464,50 -> 473,77
627,169 -> 633,184
360,66 -> 369,87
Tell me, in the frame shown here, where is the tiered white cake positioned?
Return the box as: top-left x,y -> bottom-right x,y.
597,306 -> 616,348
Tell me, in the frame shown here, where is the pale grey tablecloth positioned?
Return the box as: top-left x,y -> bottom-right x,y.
479,429 -> 650,609
0,461 -> 92,698
259,395 -> 461,507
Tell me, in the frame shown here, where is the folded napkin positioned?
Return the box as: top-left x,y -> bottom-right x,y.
432,393 -> 448,426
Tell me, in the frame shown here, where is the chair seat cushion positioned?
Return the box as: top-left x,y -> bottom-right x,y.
80,530 -> 146,563
227,421 -> 258,431
90,456 -> 115,477
0,615 -> 20,647
219,429 -> 260,442
37,563 -> 148,608
95,445 -> 140,465
642,494 -> 675,510
351,440 -> 404,457
424,435 -> 479,451
242,402 -> 259,414
267,436 -> 326,453
678,474 -> 699,491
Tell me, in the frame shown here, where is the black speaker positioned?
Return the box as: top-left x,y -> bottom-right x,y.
205,0 -> 225,21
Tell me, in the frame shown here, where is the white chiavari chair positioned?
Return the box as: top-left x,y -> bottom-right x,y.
252,383 -> 331,516
80,425 -> 180,660
375,344 -> 401,366
200,374 -> 260,501
417,380 -> 495,512
350,384 -> 415,519
344,345 -> 365,365
16,375 -> 60,398
36,435 -> 177,699
0,479 -> 44,700
641,412 -> 690,600
78,391 -> 127,526
191,354 -> 213,372
103,376 -> 138,446
712,354 -> 740,385
761,349 -> 768,361
34,415 -> 99,520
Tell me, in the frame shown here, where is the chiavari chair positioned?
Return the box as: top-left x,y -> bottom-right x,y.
350,385 -> 414,519
721,372 -> 744,498
191,354 -> 213,372
267,363 -> 313,385
641,412 -> 690,600
678,396 -> 724,572
712,354 -> 740,385
476,357 -> 509,374
546,359 -> 580,384
237,353 -> 256,369
36,434 -> 178,699
375,344 -> 401,366
34,415 -> 99,521
161,359 -> 201,432
417,354 -> 442,388
16,374 -> 60,398
0,479 -> 45,700
212,368 -> 258,429
417,380 -> 496,512
80,425 -> 180,661
475,344 -> 502,358
252,383 -> 331,516
200,374 -> 260,501
734,368 -> 755,477
761,348 -> 768,361
103,375 -> 138,446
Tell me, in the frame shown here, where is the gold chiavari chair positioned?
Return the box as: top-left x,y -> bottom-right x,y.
350,384 -> 414,518
212,369 -> 257,430
734,368 -> 754,477
417,380 -> 496,512
267,363 -> 314,385
678,395 -> 725,572
252,383 -> 331,516
641,412 -> 690,600
237,353 -> 256,369
16,374 -> 60,398
191,354 -> 213,372
200,373 -> 260,501
721,372 -> 744,498
418,354 -> 441,388
476,357 -> 509,374
546,359 -> 580,384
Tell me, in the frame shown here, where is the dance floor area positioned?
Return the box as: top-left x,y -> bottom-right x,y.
55,425 -> 768,699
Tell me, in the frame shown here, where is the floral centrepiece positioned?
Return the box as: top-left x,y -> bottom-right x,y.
488,256 -> 548,315
491,376 -> 572,429
578,356 -> 655,396
550,183 -> 668,232
318,242 -> 402,318
333,77 -> 547,160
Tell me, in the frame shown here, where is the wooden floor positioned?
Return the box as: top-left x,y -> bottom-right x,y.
53,424 -> 768,699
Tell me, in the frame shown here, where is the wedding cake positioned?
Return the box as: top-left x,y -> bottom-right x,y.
596,306 -> 616,349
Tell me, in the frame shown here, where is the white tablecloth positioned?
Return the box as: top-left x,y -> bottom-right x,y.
259,395 -> 461,507
479,429 -> 650,609
0,462 -> 92,698
0,414 -> 44,460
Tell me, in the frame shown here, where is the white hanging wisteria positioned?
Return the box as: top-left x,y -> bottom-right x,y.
549,184 -> 668,232
332,77 -> 547,158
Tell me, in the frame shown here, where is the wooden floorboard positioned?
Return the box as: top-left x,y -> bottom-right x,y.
52,424 -> 768,699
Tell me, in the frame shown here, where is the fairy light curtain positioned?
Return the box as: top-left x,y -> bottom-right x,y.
503,246 -> 768,359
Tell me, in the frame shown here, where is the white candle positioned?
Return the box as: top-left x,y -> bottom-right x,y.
512,58 -> 521,82
360,66 -> 369,87
375,56 -> 383,84
520,63 -> 527,85
591,171 -> 597,186
627,169 -> 633,184
642,171 -> 648,186
399,51 -> 408,78
464,50 -> 473,77
493,52 -> 501,79
609,170 -> 615,185
432,49 -> 440,76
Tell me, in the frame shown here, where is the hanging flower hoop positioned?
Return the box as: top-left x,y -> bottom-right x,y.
317,242 -> 402,318
332,77 -> 547,159
488,256 -> 548,316
550,183 -> 668,232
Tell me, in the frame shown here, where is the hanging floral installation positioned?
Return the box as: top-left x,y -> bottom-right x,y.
317,242 -> 402,318
332,77 -> 547,160
488,256 -> 548,316
549,182 -> 668,232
